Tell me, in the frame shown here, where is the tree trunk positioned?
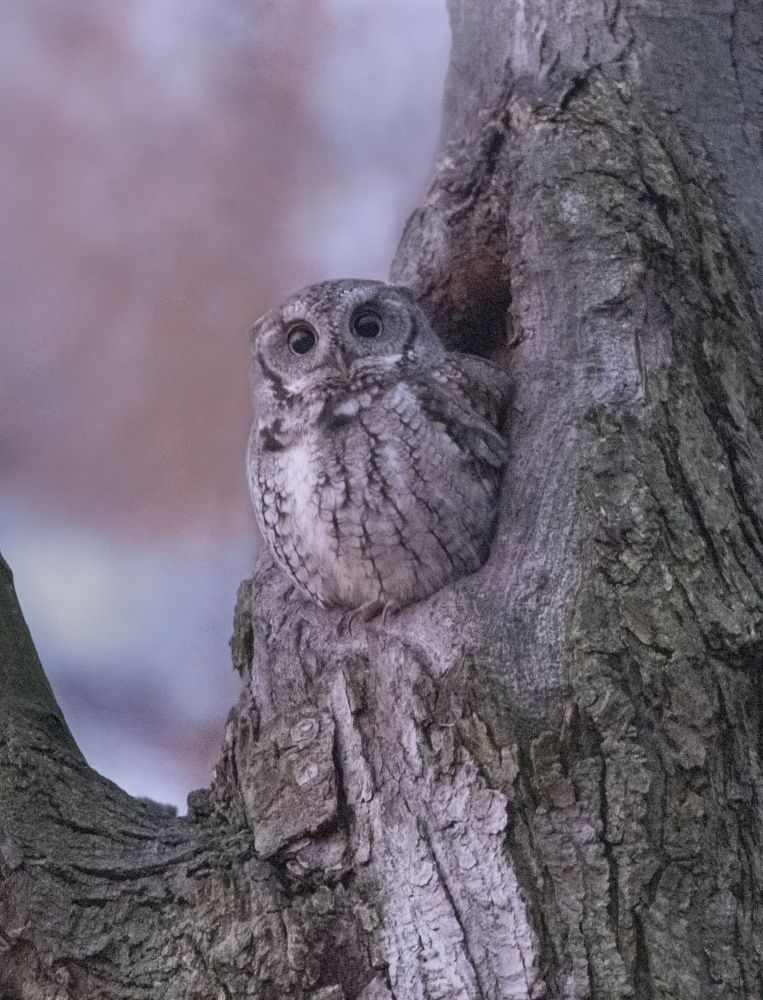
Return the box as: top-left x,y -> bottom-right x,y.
3,0 -> 763,997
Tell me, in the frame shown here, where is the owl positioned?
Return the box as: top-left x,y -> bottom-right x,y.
247,279 -> 510,616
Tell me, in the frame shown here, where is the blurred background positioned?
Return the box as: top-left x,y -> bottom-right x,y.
0,0 -> 450,809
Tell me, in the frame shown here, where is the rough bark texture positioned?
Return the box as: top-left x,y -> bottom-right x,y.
3,0 -> 763,997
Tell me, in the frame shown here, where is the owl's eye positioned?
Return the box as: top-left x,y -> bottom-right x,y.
287,324 -> 317,355
351,309 -> 383,339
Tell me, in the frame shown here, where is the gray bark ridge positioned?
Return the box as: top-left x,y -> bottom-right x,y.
387,0 -> 763,993
4,0 -> 763,997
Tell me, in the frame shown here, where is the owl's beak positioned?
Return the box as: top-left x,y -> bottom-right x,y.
333,341 -> 353,379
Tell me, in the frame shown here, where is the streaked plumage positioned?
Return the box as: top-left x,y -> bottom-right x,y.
247,279 -> 510,612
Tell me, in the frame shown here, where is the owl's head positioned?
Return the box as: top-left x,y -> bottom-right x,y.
248,280 -> 444,411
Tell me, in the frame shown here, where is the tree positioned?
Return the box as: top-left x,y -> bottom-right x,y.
3,0 -> 763,996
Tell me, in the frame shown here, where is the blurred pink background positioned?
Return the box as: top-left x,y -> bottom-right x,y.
0,0 -> 450,808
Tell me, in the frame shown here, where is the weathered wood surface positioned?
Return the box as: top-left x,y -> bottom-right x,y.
3,1 -> 763,997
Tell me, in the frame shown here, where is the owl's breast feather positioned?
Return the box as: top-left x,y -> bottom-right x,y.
315,390 -> 379,433
256,441 -> 333,592
331,397 -> 360,417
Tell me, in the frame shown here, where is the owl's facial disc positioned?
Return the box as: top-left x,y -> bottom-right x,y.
337,294 -> 426,373
249,280 -> 445,412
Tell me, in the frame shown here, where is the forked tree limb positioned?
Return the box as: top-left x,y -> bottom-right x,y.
3,1 -> 763,997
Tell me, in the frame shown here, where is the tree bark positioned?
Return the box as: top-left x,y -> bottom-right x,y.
3,0 -> 763,997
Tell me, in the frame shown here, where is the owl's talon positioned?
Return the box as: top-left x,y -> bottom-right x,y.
379,602 -> 400,627
338,600 -> 391,636
339,600 -> 401,636
337,608 -> 357,636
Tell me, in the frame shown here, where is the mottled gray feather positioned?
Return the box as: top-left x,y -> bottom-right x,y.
247,279 -> 510,611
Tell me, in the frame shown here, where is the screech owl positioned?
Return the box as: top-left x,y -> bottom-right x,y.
247,279 -> 510,615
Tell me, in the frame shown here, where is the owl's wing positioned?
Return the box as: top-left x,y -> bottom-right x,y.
415,353 -> 511,468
